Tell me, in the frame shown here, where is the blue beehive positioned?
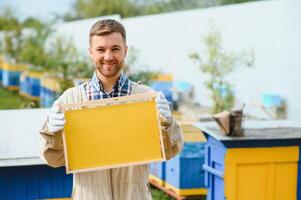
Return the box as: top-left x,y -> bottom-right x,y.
198,121 -> 301,200
40,87 -> 58,108
0,67 -> 2,85
44,88 -> 60,107
262,93 -> 283,107
0,57 -> 3,84
151,81 -> 173,103
19,72 -> 29,97
40,76 -> 61,107
0,165 -> 72,200
29,76 -> 41,97
2,70 -> 22,90
297,145 -> 301,200
20,71 -> 43,100
2,63 -> 27,91
28,72 -> 42,99
40,85 -> 47,107
40,86 -> 49,107
165,142 -> 207,196
203,133 -> 226,200
149,161 -> 166,186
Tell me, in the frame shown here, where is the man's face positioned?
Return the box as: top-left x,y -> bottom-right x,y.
89,32 -> 127,78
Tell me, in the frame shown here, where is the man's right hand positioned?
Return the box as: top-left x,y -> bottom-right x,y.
47,100 -> 65,133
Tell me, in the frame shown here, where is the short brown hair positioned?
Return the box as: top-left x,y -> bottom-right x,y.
89,19 -> 126,45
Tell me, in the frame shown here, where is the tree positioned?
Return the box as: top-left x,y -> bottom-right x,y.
0,7 -> 92,93
19,18 -> 54,70
0,7 -> 19,31
63,0 -> 261,20
220,0 -> 260,4
124,47 -> 159,86
65,0 -> 140,20
190,24 -> 254,113
46,36 -> 92,91
0,7 -> 23,63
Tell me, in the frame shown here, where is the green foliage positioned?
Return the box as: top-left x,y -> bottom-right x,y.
0,6 -> 92,92
3,28 -> 23,63
143,0 -> 206,14
46,36 -> 92,91
22,17 -> 45,30
0,7 -> 20,31
151,186 -> 170,200
190,24 -> 254,113
221,0 -> 259,4
0,8 -> 52,64
65,0 -> 139,20
128,70 -> 159,86
124,47 -> 159,86
1,7 -> 53,66
64,0 -> 261,20
0,7 -> 23,62
19,20 -> 54,69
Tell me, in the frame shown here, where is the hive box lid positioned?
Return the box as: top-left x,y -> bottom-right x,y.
195,120 -> 301,148
61,92 -> 165,173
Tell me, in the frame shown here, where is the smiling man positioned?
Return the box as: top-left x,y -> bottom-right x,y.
40,19 -> 183,200
88,22 -> 128,93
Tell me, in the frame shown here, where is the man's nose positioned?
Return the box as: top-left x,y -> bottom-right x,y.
104,51 -> 113,60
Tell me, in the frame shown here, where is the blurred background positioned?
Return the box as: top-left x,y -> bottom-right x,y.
0,0 -> 300,199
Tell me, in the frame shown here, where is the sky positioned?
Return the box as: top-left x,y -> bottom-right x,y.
0,0 -> 74,20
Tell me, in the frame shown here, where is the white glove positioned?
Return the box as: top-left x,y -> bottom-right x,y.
156,92 -> 172,122
47,100 -> 65,133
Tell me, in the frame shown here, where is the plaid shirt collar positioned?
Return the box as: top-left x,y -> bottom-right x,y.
85,72 -> 132,100
91,72 -> 127,93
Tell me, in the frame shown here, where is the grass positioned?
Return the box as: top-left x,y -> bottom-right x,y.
0,87 -> 35,109
151,186 -> 172,200
151,186 -> 206,200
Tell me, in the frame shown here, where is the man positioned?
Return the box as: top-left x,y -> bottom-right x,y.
40,19 -> 183,200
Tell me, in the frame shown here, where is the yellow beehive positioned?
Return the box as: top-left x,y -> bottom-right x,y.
61,92 -> 165,173
156,74 -> 173,82
179,122 -> 207,142
28,71 -> 44,79
2,63 -> 27,72
225,146 -> 298,200
172,111 -> 182,121
41,75 -> 61,92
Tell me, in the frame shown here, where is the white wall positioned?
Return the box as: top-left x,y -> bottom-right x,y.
57,0 -> 301,119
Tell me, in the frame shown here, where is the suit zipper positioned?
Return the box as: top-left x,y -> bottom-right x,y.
110,169 -> 115,200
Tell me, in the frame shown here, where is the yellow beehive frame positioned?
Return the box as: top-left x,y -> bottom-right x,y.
61,92 -> 166,174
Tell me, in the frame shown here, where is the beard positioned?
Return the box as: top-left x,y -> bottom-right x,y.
95,60 -> 124,78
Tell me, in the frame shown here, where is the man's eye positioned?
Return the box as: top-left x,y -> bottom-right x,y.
112,48 -> 120,51
97,49 -> 105,52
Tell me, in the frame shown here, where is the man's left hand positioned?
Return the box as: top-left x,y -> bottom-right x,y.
156,92 -> 172,123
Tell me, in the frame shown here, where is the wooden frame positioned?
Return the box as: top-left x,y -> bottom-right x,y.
60,92 -> 166,174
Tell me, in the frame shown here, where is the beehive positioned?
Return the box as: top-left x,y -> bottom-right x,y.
61,92 -> 166,173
